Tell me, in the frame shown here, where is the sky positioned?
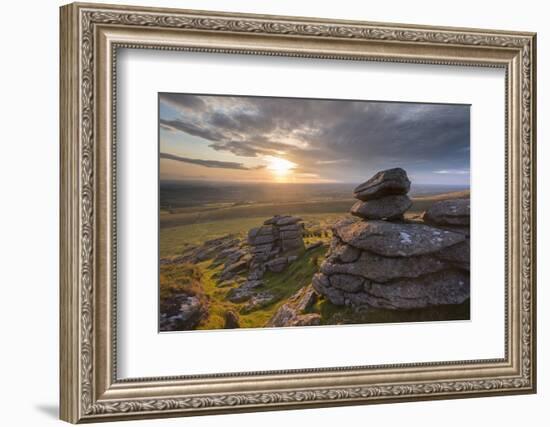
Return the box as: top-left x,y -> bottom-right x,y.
159,93 -> 470,186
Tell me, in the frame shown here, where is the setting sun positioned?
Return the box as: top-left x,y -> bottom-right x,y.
266,156 -> 296,179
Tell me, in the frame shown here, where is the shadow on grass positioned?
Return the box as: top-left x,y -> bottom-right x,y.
318,298 -> 471,326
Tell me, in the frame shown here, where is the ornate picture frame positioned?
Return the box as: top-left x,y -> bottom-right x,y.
60,2 -> 536,423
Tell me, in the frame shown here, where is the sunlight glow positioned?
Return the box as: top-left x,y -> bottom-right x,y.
264,156 -> 298,182
265,156 -> 297,181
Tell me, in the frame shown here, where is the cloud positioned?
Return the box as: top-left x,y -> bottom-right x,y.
316,159 -> 349,165
160,119 -> 226,142
160,152 -> 264,170
159,93 -> 470,183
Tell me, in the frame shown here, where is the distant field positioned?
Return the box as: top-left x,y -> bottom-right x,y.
160,190 -> 469,230
160,213 -> 343,257
160,199 -> 353,229
159,190 -> 470,257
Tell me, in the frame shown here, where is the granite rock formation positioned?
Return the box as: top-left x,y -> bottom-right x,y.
222,215 -> 305,308
313,169 -> 470,310
159,295 -> 208,331
267,285 -> 321,327
245,215 -> 304,283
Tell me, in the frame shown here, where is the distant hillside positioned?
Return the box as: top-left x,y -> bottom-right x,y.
160,189 -> 470,229
412,189 -> 470,202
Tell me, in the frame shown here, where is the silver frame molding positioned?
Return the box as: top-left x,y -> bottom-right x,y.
60,2 -> 537,423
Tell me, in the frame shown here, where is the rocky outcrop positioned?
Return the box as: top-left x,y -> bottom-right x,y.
223,310 -> 240,329
267,285 -> 320,327
241,292 -> 276,314
159,295 -> 208,331
353,168 -> 411,201
423,198 -> 470,226
245,215 -> 304,281
160,235 -> 252,286
313,168 -> 470,311
248,215 -> 304,260
351,195 -> 412,220
333,218 -> 465,257
224,215 -> 305,312
227,279 -> 264,303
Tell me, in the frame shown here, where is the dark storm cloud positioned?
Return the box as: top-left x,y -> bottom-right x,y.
160,93 -> 207,111
159,152 -> 264,170
159,93 -> 470,181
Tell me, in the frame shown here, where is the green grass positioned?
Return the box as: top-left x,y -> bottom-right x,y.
236,245 -> 327,327
160,250 -> 469,330
159,263 -> 204,301
159,191 -> 471,329
168,245 -> 329,330
261,246 -> 326,300
159,199 -> 353,229
159,192 -> 470,230
158,192 -> 469,258
160,217 -> 263,257
194,260 -> 242,330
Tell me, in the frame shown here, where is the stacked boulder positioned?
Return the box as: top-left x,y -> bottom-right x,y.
350,168 -> 412,220
247,215 -> 304,279
313,168 -> 470,310
226,215 -> 305,309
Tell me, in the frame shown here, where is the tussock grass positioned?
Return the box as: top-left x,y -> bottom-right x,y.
159,263 -> 204,301
190,246 -> 327,330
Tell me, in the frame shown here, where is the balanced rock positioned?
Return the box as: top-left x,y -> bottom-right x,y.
313,168 -> 470,312
423,198 -> 470,226
351,195 -> 412,220
353,168 -> 411,201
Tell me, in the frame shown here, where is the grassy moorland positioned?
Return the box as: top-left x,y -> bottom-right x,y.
159,191 -> 469,257
160,245 -> 327,330
160,189 -> 470,229
159,182 -> 470,331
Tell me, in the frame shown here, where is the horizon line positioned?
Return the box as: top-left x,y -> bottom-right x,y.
159,179 -> 471,186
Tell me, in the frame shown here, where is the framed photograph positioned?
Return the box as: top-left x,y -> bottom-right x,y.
60,2 -> 537,423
